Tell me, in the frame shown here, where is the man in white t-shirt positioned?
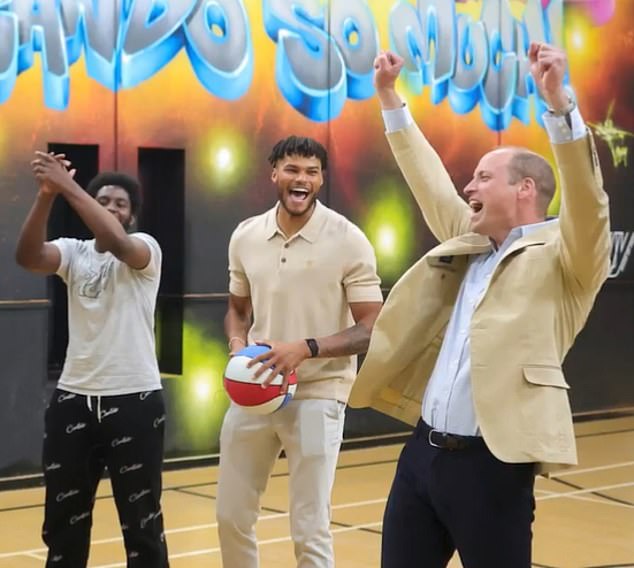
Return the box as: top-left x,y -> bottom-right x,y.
16,152 -> 169,567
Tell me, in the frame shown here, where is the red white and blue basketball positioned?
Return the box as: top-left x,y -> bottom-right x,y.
223,345 -> 297,414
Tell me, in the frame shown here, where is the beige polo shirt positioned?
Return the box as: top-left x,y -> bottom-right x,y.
228,200 -> 382,402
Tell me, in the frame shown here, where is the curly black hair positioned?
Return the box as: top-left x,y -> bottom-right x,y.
86,172 -> 142,216
268,136 -> 328,171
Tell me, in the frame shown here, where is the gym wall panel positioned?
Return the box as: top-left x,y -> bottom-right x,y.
0,0 -> 632,478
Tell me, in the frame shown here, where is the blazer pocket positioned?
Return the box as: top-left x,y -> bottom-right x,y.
522,366 -> 570,389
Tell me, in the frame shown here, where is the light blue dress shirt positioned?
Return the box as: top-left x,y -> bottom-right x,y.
382,102 -> 587,436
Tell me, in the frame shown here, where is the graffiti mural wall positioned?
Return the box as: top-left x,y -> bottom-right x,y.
0,0 -> 632,477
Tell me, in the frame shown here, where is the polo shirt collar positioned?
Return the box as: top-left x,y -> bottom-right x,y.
264,200 -> 326,243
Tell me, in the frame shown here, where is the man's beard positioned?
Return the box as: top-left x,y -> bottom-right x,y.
280,193 -> 316,217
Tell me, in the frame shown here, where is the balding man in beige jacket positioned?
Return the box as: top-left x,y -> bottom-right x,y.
349,43 -> 610,568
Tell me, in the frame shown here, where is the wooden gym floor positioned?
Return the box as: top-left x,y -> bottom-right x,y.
1,415 -> 633,567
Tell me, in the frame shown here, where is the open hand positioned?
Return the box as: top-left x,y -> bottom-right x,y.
247,340 -> 310,394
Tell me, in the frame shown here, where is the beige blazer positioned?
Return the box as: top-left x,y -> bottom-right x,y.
348,124 -> 611,473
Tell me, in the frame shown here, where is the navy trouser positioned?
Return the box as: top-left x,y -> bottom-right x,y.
42,389 -> 169,567
382,420 -> 535,568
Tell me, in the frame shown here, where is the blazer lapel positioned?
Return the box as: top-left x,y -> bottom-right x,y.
428,225 -> 557,264
472,225 -> 556,310
427,233 -> 492,258
498,224 -> 556,264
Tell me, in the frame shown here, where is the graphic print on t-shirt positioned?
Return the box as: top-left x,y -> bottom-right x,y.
78,258 -> 114,299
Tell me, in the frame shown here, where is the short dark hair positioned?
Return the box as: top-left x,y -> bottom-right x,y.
268,136 -> 328,171
506,149 -> 556,216
86,172 -> 142,216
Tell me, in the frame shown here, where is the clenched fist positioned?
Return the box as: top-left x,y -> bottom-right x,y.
373,50 -> 406,110
528,42 -> 570,112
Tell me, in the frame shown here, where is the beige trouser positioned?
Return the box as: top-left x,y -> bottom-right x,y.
216,398 -> 346,568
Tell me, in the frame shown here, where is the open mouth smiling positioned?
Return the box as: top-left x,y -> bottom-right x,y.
469,200 -> 483,214
289,188 -> 310,202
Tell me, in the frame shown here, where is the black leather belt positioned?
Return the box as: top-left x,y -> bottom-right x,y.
417,420 -> 484,451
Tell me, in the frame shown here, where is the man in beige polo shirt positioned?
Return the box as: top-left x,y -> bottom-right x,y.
217,135 -> 383,567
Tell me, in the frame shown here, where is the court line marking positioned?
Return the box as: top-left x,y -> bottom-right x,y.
3,485 -> 632,562
0,430 -> 412,482
0,456 -> 398,514
0,498 -> 387,559
2,481 -> 633,559
553,460 -> 634,478
550,475 -> 634,508
536,480 -> 634,501
91,521 -> 385,568
92,432 -> 409,468
2,420 -> 631,485
535,489 -> 634,510
2,485 -> 632,562
2,463 -> 633,560
2,455 -> 631,514
4,456 -> 629,516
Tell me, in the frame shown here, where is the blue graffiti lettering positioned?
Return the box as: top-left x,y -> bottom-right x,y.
390,0 -> 456,104
60,0 -> 120,90
0,0 -> 563,130
119,0 -> 192,89
184,0 -> 252,100
12,0 -> 70,108
330,0 -> 377,101
0,1 -> 17,104
0,0 -> 253,109
449,13 -> 487,115
263,0 -> 345,122
390,0 -> 564,131
263,0 -> 378,121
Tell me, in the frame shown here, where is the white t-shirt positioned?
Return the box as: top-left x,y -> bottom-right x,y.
51,232 -> 162,395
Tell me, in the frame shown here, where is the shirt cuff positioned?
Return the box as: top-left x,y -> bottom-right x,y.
346,285 -> 384,303
229,281 -> 250,297
542,106 -> 586,144
382,104 -> 414,133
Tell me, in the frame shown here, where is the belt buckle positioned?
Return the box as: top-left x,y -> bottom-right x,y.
428,429 -> 444,448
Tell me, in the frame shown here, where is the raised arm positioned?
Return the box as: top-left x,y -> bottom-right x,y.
15,182 -> 62,275
529,43 -> 611,292
374,51 -> 471,241
31,152 -> 151,270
